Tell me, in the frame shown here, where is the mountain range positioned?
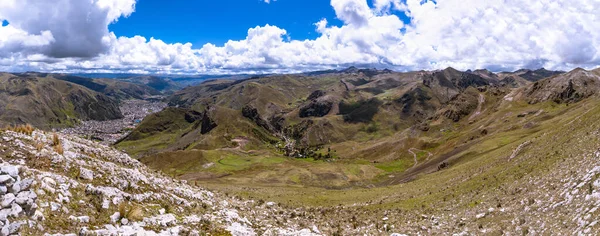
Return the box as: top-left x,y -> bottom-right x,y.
4,67 -> 600,234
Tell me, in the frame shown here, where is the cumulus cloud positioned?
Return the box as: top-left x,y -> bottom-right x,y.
1,0 -> 600,74
0,0 -> 135,58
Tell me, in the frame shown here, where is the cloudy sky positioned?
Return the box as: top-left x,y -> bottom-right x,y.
0,0 -> 599,74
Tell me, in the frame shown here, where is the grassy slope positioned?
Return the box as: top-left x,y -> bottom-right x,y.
0,74 -> 122,129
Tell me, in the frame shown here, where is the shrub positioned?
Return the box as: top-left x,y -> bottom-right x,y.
35,142 -> 44,152
53,144 -> 64,155
52,133 -> 61,146
51,133 -> 63,155
118,202 -> 145,221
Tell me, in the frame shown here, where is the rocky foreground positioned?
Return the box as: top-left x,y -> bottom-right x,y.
0,129 -> 319,235
1,125 -> 600,235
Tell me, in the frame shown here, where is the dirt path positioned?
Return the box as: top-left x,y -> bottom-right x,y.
382,143 -> 476,186
469,93 -> 485,121
408,148 -> 433,168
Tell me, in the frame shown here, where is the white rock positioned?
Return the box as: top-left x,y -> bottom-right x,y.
0,186 -> 6,195
78,216 -> 90,223
79,168 -> 94,181
31,210 -> 44,221
226,222 -> 255,236
110,212 -> 121,223
0,209 -> 10,221
9,181 -> 20,194
0,224 -> 7,236
0,176 -> 13,185
1,194 -> 15,208
476,213 -> 486,219
121,218 -> 129,225
9,204 -> 22,217
102,199 -> 110,209
19,179 -> 33,191
159,208 -> 166,214
0,166 -> 18,178
50,202 -> 60,211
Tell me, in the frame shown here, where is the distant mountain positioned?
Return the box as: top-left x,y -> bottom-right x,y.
522,68 -> 600,104
0,73 -> 122,129
511,68 -> 564,82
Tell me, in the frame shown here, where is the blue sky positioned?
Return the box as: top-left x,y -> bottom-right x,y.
109,0 -> 410,48
0,0 -> 598,74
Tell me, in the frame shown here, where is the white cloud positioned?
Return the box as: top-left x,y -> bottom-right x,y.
1,0 -> 600,74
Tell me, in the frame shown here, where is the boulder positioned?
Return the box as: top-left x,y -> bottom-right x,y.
1,194 -> 15,208
79,167 -> 94,181
0,176 -> 13,185
0,166 -> 18,179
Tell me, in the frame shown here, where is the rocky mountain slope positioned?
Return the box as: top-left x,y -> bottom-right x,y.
0,73 -> 123,129
0,128 -> 321,235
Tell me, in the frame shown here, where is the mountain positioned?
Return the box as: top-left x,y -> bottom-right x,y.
51,74 -> 162,100
4,78 -> 600,234
503,68 -> 600,104
14,73 -> 162,100
118,75 -> 182,94
510,68 -> 564,82
501,68 -> 565,82
0,73 -> 123,129
115,67 -> 502,179
71,73 -> 183,94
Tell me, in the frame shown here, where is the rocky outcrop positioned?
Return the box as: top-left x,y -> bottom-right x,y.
0,164 -> 38,235
199,111 -> 217,134
299,100 -> 333,118
525,68 -> 600,104
241,105 -> 271,131
0,129 -> 319,235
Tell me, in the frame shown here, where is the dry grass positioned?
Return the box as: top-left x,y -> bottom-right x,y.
51,133 -> 64,155
3,124 -> 35,136
36,142 -> 45,152
118,202 -> 145,221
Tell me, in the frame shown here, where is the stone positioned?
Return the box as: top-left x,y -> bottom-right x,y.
110,212 -> 121,223
18,179 -> 33,191
159,208 -> 166,214
0,176 -> 13,185
102,199 -> 110,209
0,209 -> 10,221
7,223 -> 19,235
121,218 -> 129,225
31,210 -> 44,221
0,224 -> 7,236
50,202 -> 60,212
0,186 -> 6,195
9,204 -> 22,217
0,166 -> 18,178
14,196 -> 27,206
79,168 -> 94,181
28,191 -> 37,201
1,194 -> 15,208
9,181 -> 20,194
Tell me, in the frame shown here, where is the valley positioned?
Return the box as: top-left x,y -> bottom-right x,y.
2,67 -> 600,234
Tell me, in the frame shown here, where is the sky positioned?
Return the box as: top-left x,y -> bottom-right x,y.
0,0 -> 599,74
